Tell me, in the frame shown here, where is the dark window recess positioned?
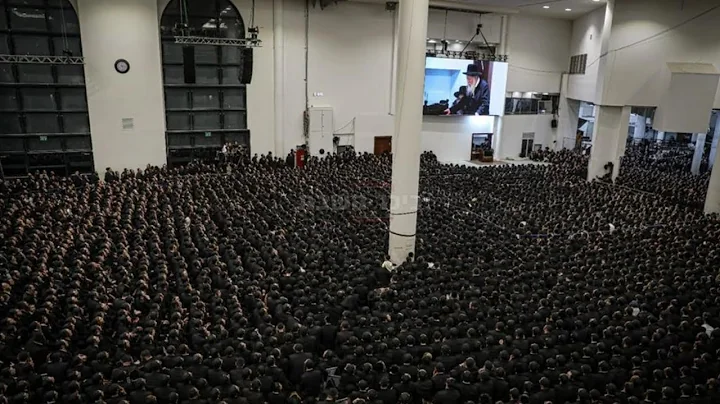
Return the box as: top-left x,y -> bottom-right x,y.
160,0 -> 250,167
0,0 -> 94,178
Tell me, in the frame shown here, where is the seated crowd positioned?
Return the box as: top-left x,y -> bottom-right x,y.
0,149 -> 719,404
531,143 -> 712,209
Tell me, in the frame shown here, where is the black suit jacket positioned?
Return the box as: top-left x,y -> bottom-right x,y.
300,369 -> 325,398
449,80 -> 490,115
288,352 -> 312,384
433,388 -> 461,404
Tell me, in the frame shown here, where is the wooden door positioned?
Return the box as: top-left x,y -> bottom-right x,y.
374,136 -> 392,155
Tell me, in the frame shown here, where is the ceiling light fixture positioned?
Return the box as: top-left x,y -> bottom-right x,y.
428,39 -> 437,43
565,8 -> 572,11
543,5 -> 550,8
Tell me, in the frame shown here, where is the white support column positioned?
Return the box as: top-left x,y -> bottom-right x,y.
587,105 -> 631,182
557,75 -> 580,151
633,114 -> 646,141
498,15 -> 509,56
388,0 -> 429,264
710,115 -> 720,169
273,0 -> 285,156
656,131 -> 665,142
707,147 -> 720,214
691,132 -> 706,175
494,115 -> 504,158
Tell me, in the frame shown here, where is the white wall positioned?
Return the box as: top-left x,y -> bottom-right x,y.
278,0 -> 307,153
566,6 -> 606,103
275,2 -> 569,157
269,0 -> 396,156
427,9 -> 501,43
421,116 -> 494,162
558,75 -> 581,150
601,0 -> 720,107
497,114 -> 556,159
256,1 -> 576,156
236,0 -> 277,156
307,1 -> 394,141
79,0 -> 167,172
505,14 -> 572,94
353,115 -> 494,162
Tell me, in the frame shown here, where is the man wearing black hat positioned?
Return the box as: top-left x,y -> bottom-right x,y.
445,63 -> 490,116
450,86 -> 467,113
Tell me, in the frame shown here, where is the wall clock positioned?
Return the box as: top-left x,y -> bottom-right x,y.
114,59 -> 130,74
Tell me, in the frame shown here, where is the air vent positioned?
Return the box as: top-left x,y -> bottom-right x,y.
569,53 -> 587,74
122,118 -> 134,130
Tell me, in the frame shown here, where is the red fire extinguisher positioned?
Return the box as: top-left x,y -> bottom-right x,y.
295,147 -> 306,168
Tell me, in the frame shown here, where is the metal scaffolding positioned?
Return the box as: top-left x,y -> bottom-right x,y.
0,54 -> 85,64
173,36 -> 262,47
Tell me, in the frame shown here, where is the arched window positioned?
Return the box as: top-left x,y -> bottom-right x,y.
0,0 -> 92,178
160,0 -> 250,167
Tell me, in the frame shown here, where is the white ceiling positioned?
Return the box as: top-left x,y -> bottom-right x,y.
456,0 -> 606,19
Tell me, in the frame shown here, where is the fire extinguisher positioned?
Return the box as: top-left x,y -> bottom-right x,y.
295,146 -> 306,168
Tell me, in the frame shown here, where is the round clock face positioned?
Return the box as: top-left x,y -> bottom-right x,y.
114,59 -> 130,74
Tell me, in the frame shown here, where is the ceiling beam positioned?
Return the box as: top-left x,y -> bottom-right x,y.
347,0 -> 520,14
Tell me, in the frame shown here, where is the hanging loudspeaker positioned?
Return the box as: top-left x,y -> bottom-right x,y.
240,48 -> 253,84
183,46 -> 196,84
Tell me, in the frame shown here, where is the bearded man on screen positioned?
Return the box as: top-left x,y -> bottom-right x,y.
444,63 -> 490,116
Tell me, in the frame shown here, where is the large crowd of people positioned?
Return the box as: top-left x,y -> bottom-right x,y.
531,143 -> 712,209
616,144 -> 711,210
0,148 -> 719,404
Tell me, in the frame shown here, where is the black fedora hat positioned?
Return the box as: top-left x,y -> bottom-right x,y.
463,64 -> 482,76
453,85 -> 468,98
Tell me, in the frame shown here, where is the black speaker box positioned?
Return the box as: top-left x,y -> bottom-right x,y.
240,48 -> 253,84
551,118 -> 558,128
183,46 -> 196,84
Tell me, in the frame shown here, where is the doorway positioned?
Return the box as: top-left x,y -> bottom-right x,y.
519,132 -> 535,158
374,136 -> 392,155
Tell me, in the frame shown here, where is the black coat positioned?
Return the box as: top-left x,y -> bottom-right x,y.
377,387 -> 399,404
448,79 -> 490,116
288,352 -> 312,384
433,388 -> 461,404
300,369 -> 324,398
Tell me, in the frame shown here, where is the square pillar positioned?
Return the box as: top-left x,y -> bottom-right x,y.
710,114 -> 720,169
558,76 -> 580,151
588,105 -> 631,182
706,145 -> 720,214
691,133 -> 706,175
633,114 -> 646,141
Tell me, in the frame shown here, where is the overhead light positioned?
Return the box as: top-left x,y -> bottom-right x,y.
543,5 -> 549,8
542,92 -> 549,95
428,39 -> 437,43
565,8 -> 572,11
455,40 -> 463,43
593,0 -> 600,2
